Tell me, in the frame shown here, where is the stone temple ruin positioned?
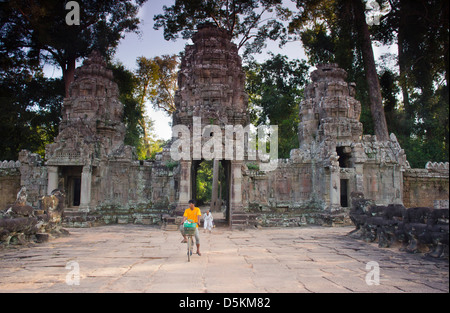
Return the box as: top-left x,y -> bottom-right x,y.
0,24 -> 448,256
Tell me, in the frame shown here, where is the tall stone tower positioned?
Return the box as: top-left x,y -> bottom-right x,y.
298,63 -> 363,148
291,63 -> 407,210
45,51 -> 134,210
172,23 -> 250,218
48,51 -> 126,160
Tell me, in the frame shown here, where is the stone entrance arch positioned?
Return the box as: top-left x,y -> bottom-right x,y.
177,158 -> 244,226
190,159 -> 231,223
171,23 -> 249,226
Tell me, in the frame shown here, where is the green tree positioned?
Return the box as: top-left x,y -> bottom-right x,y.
110,62 -> 165,160
372,0 -> 449,166
351,0 -> 389,141
1,0 -> 148,97
196,161 -> 213,206
134,55 -> 179,158
0,70 -> 64,160
110,62 -> 145,157
288,0 -> 389,141
153,0 -> 289,59
244,53 -> 308,158
136,55 -> 179,114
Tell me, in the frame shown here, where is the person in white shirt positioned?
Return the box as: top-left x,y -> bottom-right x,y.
203,210 -> 214,233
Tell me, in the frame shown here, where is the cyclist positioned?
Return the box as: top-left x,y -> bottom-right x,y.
180,199 -> 202,256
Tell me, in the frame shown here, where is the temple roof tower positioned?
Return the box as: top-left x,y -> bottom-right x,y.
46,51 -> 128,167
173,23 -> 249,127
298,64 -> 363,148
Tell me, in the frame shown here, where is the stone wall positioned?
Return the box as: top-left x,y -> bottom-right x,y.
0,161 -> 21,210
85,160 -> 165,226
403,162 -> 449,208
18,151 -> 48,207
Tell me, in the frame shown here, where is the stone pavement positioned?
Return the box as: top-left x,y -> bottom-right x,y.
0,225 -> 448,293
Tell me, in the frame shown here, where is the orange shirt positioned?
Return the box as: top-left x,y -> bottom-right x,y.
183,207 -> 202,227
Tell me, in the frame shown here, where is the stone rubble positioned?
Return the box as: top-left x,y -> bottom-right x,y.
0,187 -> 68,247
349,193 -> 449,259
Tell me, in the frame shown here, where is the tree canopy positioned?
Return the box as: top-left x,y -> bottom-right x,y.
0,0 -> 150,160
153,0 -> 290,59
136,55 -> 179,115
1,0 -> 148,96
245,53 -> 308,158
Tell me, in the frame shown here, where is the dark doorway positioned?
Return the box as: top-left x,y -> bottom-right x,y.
72,177 -> 81,206
61,166 -> 82,207
340,179 -> 349,207
191,159 -> 231,225
336,146 -> 351,168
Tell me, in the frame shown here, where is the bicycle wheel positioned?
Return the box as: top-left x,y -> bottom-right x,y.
187,236 -> 192,262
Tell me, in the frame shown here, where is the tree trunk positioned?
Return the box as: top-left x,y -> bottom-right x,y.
443,1 -> 449,88
139,84 -> 150,157
352,0 -> 390,141
398,0 -> 412,118
62,56 -> 76,98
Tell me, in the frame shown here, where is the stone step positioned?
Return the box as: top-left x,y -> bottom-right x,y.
64,211 -> 86,216
213,219 -> 229,227
231,212 -> 259,229
232,215 -> 259,222
62,211 -> 102,228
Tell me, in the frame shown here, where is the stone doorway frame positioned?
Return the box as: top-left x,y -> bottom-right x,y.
190,159 -> 231,224
47,165 -> 93,210
177,159 -> 243,226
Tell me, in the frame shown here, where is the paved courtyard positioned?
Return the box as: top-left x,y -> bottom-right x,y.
0,225 -> 448,293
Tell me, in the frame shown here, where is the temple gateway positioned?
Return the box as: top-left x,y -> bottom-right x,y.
1,24 -> 448,229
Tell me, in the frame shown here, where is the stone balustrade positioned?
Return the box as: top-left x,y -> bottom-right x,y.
425,161 -> 449,172
349,194 -> 449,259
0,160 -> 20,168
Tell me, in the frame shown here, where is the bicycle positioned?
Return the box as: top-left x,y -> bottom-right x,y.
183,220 -> 197,262
186,233 -> 194,262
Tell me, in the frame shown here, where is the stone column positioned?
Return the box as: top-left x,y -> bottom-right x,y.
352,143 -> 366,194
47,166 -> 59,195
230,160 -> 243,213
177,160 -> 192,212
80,165 -> 92,209
354,164 -> 365,193
392,164 -> 403,204
329,169 -> 340,210
328,152 -> 341,210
